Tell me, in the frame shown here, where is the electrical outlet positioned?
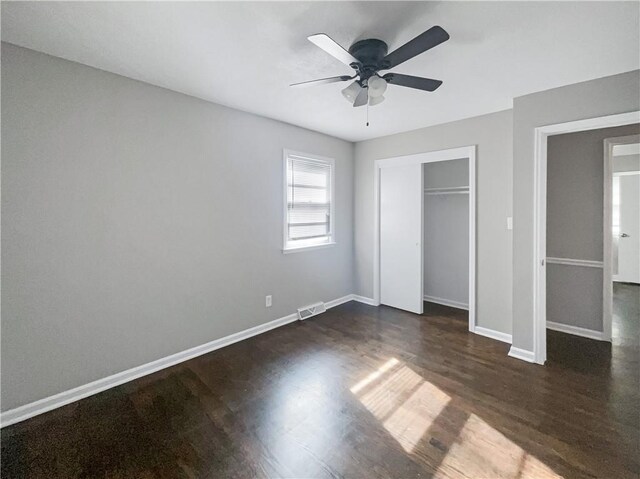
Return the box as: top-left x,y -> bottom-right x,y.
265,295 -> 272,307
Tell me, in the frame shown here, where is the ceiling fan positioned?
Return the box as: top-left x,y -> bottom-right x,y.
291,26 -> 449,107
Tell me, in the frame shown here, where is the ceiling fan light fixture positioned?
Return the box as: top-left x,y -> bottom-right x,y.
369,95 -> 385,106
341,81 -> 362,103
296,26 -> 449,108
367,75 -> 387,98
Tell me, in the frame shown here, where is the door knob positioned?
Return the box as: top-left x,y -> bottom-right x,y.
620,233 -> 630,238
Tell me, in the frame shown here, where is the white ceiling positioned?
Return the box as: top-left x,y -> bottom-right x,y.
2,2 -> 639,142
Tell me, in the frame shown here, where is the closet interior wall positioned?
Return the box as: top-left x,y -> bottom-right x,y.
423,158 -> 470,309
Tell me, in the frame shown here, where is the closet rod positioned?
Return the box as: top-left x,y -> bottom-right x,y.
424,186 -> 469,191
424,186 -> 469,195
424,191 -> 469,196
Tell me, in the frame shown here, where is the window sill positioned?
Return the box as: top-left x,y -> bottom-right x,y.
282,242 -> 336,254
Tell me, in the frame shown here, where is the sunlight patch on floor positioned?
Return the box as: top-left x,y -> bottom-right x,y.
436,413 -> 563,479
383,379 -> 451,452
351,358 -> 450,452
350,357 -> 399,394
351,358 -> 564,478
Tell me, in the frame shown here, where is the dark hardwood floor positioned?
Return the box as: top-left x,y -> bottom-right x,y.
2,288 -> 638,478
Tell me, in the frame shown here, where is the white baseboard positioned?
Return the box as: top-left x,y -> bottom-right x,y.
508,346 -> 536,363
325,294 -> 356,309
351,294 -> 379,306
474,326 -> 512,344
546,321 -> 607,341
0,293 -> 355,428
423,295 -> 469,311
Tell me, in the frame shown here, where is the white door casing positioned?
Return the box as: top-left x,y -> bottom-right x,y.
373,146 -> 476,331
532,116 -> 640,365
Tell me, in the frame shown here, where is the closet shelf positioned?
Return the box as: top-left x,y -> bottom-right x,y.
424,186 -> 469,195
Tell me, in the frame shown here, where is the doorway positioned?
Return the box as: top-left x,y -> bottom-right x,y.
608,136 -> 640,352
373,146 -> 477,332
609,137 -> 640,284
532,112 -> 640,364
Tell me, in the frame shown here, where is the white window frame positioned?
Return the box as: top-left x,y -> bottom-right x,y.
282,149 -> 336,253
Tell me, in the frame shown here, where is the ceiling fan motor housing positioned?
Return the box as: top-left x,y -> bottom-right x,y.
348,39 -> 389,81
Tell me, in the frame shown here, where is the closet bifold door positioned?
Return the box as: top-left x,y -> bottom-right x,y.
380,163 -> 423,314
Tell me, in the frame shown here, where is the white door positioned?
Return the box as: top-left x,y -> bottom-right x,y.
380,164 -> 423,314
615,173 -> 640,283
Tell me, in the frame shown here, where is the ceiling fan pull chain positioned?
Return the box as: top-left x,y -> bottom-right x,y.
366,101 -> 370,127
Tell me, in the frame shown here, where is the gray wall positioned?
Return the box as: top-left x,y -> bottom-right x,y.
423,158 -> 469,189
1,43 -> 355,411
546,265 -> 603,330
546,125 -> 639,331
424,159 -> 469,306
547,125 -> 640,261
355,110 -> 513,335
512,70 -> 640,352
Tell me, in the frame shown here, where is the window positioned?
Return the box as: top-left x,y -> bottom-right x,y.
283,151 -> 335,252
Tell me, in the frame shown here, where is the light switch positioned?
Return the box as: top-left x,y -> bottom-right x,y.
507,217 -> 513,230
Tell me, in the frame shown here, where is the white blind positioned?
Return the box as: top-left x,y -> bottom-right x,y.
286,155 -> 332,247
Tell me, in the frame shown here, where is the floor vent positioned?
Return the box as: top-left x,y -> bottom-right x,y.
297,302 -> 326,320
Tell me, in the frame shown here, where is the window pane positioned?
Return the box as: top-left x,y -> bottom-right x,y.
289,224 -> 329,240
289,168 -> 328,188
289,186 -> 328,204
289,205 -> 328,222
285,154 -> 333,249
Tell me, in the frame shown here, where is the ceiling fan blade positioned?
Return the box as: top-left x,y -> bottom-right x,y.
308,34 -> 359,67
290,75 -> 353,87
382,26 -> 449,69
353,87 -> 368,107
383,73 -> 443,92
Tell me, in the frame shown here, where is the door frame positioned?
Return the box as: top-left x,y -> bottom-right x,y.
373,145 -> 477,332
607,135 -> 640,287
532,111 -> 640,365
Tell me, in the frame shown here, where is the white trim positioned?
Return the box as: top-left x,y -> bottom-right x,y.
613,143 -> 640,156
373,146 -> 477,335
546,321 -> 607,341
508,346 -> 536,363
282,149 -> 335,253
613,170 -> 640,177
282,242 -> 336,254
376,146 -> 471,168
373,165 -> 381,306
534,112 -> 640,136
533,123 -> 547,365
469,151 -> 477,333
474,326 -> 512,344
423,295 -> 469,311
351,294 -> 379,306
532,112 -> 640,365
324,294 -> 355,309
0,293 -> 354,428
546,257 -> 604,268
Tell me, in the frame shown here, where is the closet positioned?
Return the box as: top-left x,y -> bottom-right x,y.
377,146 -> 475,327
423,159 -> 469,310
